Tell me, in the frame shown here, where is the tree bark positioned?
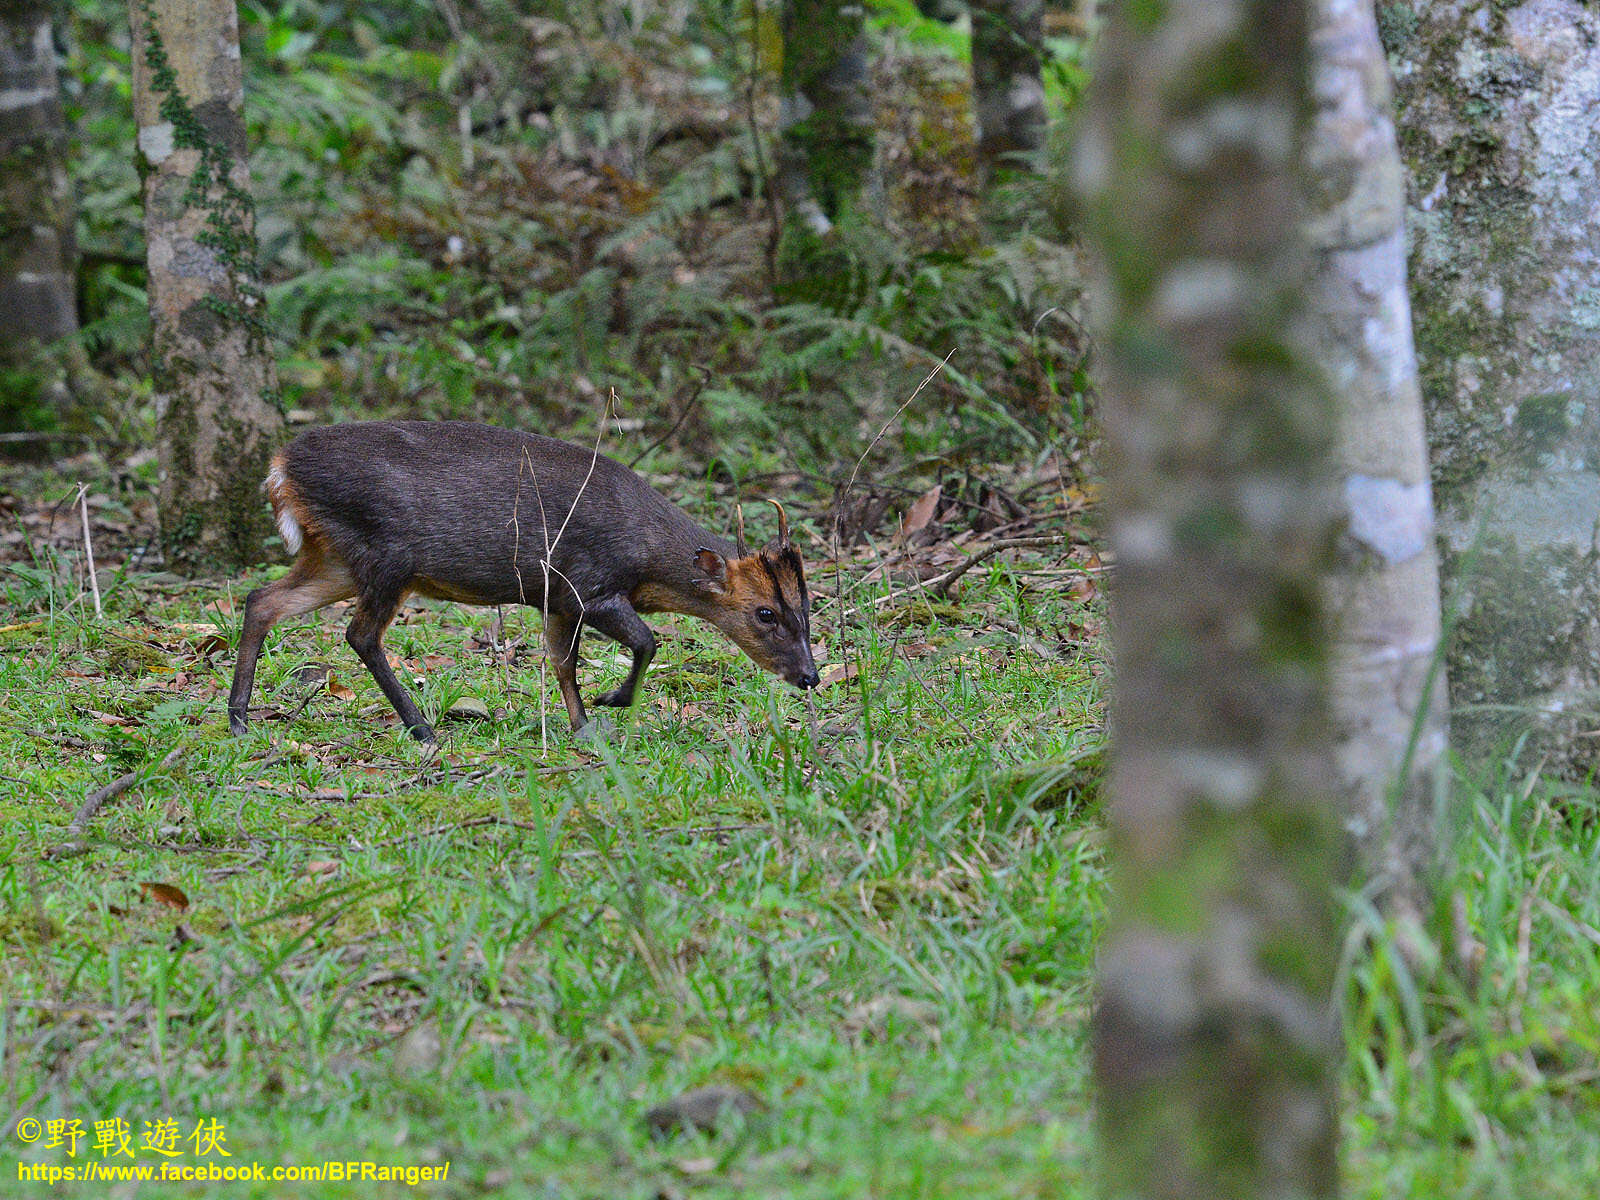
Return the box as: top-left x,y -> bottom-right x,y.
1077,1 -> 1343,1197
0,1 -> 77,404
969,0 -> 1045,184
1389,0 -> 1600,765
775,0 -> 876,241
130,0 -> 281,569
1304,0 -> 1448,903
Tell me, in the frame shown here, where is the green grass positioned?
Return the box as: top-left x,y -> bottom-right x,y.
2,537 -> 1105,1198
2,538 -> 1597,1198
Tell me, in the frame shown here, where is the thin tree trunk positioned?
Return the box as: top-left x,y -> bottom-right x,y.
969,0 -> 1044,184
0,2 -> 77,398
775,0 -> 875,240
1390,1 -> 1600,767
1304,0 -> 1448,907
130,0 -> 281,568
1077,1 -> 1343,1196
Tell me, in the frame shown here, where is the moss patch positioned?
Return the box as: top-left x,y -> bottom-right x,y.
1448,536 -> 1597,752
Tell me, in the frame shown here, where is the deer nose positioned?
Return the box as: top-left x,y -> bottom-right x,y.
800,669 -> 820,689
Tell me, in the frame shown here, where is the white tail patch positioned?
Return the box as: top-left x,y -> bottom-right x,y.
265,461 -> 303,555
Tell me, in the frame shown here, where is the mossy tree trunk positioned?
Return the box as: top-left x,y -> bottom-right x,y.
774,0 -> 877,296
130,0 -> 281,569
969,0 -> 1044,185
1077,1 -> 1344,1196
1388,1 -> 1600,765
0,0 -> 77,419
1304,0 -> 1447,908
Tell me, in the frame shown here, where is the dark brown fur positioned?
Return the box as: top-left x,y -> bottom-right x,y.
228,421 -> 818,742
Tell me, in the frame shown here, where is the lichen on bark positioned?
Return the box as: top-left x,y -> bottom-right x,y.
1390,0 -> 1600,763
1077,1 -> 1344,1195
1302,0 -> 1448,911
130,0 -> 282,570
0,3 -> 77,429
772,0 -> 883,300
969,0 -> 1046,185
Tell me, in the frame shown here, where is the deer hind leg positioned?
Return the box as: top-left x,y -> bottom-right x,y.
229,544 -> 357,735
344,584 -> 434,743
543,611 -> 588,732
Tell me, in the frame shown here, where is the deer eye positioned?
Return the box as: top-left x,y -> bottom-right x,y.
756,607 -> 777,626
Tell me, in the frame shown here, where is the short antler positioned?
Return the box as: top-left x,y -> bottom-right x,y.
767,499 -> 790,547
734,503 -> 749,557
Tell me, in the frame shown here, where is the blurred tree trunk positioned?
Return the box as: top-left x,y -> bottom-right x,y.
1389,1 -> 1600,767
0,1 -> 77,415
969,0 -> 1044,184
130,0 -> 281,568
1304,0 -> 1447,906
774,0 -> 876,288
1077,1 -> 1343,1197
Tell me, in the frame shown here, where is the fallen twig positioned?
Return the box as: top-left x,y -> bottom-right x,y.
924,534 -> 1069,599
361,813 -> 543,849
823,534 -> 1071,621
648,822 -> 768,841
47,747 -> 185,860
76,483 -> 102,618
0,430 -> 93,445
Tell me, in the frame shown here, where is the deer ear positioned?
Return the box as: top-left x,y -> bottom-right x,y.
693,547 -> 728,592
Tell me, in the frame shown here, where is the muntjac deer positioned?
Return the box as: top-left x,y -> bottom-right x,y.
227,421 -> 819,743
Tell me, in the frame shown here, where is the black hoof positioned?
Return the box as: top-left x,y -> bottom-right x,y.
591,689 -> 633,708
229,711 -> 249,736
408,724 -> 438,744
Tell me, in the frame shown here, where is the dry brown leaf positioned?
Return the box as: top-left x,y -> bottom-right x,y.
167,622 -> 227,655
842,994 -> 940,1042
92,711 -> 134,727
139,882 -> 190,911
818,663 -> 859,688
304,860 -> 340,878
902,484 -> 942,539
654,697 -> 706,719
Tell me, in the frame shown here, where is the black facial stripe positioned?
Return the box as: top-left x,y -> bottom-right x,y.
758,552 -> 809,636
757,556 -> 794,622
783,546 -> 809,626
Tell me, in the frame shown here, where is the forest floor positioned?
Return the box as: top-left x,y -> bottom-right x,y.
12,3 -> 1596,1193
3,453 -> 1598,1198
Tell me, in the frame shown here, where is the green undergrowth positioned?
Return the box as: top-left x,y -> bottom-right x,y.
3,555 -> 1599,1196
2,553 -> 1105,1198
1342,751 -> 1600,1198
57,0 -> 1092,472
